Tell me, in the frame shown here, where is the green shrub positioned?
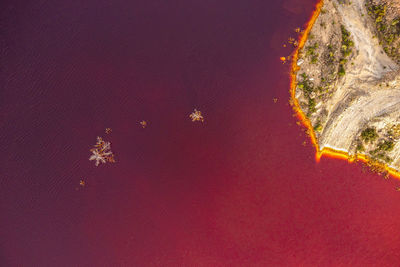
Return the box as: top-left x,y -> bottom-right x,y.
311,55 -> 318,64
314,122 -> 323,132
361,127 -> 378,143
307,98 -> 316,115
338,65 -> 345,76
377,140 -> 394,151
306,43 -> 319,56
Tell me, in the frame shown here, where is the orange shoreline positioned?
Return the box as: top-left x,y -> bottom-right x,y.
289,0 -> 400,180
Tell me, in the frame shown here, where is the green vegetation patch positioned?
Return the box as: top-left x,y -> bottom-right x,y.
297,73 -> 317,116
369,3 -> 386,23
361,127 -> 378,143
358,125 -> 395,163
377,140 -> 394,152
337,25 -> 354,77
340,25 -> 354,57
366,1 -> 400,62
313,121 -> 322,132
370,139 -> 395,163
338,64 -> 345,76
306,43 -> 319,64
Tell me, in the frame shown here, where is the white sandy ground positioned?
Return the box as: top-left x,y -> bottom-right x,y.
299,0 -> 400,169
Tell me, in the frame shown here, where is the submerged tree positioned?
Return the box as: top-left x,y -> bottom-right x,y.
189,109 -> 204,122
89,136 -> 115,166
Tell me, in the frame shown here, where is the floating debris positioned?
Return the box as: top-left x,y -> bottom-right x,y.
273,98 -> 278,103
288,36 -> 299,47
295,27 -> 301,33
89,136 -> 115,166
189,109 -> 204,122
105,128 -> 112,134
79,180 -> 85,187
280,57 -> 286,64
140,120 -> 147,128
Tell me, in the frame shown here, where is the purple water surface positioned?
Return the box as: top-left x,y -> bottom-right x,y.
2,0 -> 400,266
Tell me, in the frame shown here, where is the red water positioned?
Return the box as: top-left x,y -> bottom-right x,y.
2,0 -> 400,266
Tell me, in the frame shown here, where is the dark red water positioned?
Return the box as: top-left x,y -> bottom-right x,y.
2,0 -> 400,266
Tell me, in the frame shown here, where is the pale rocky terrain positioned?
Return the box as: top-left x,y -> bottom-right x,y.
295,0 -> 400,170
